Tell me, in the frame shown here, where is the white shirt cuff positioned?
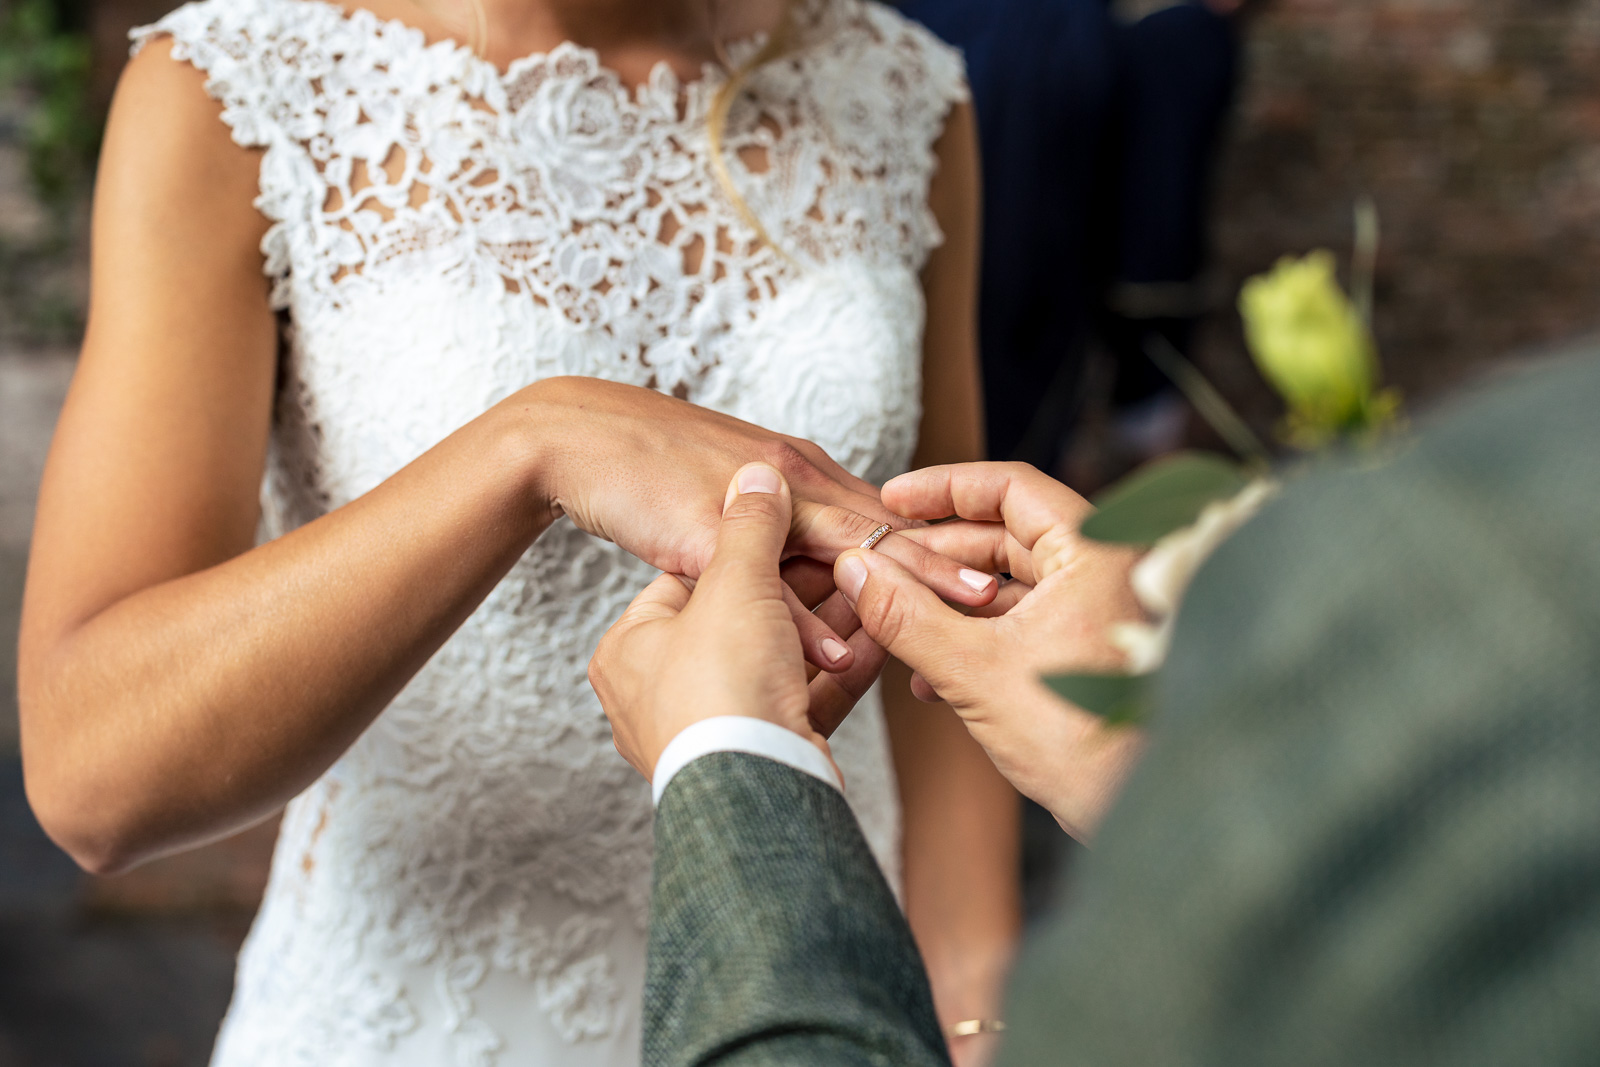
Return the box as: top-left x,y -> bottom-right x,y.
651,716 -> 842,807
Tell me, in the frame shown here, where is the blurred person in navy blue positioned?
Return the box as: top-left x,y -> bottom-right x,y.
898,0 -> 1118,466
899,0 -> 1249,470
1102,0 -> 1247,445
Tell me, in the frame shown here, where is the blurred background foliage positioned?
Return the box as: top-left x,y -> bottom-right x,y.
0,0 -> 97,211
0,0 -> 98,343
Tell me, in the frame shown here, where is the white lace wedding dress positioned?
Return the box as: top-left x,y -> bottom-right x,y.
131,0 -> 966,1062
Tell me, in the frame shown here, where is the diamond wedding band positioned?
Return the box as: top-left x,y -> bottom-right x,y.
860,524 -> 893,551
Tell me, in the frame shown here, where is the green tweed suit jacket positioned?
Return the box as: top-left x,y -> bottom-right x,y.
644,347 -> 1600,1066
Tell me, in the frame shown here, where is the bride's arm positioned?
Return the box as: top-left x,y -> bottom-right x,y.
890,100 -> 1022,1064
19,44 -> 992,877
17,43 -> 574,876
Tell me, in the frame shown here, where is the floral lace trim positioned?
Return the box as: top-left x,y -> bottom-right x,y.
131,0 -> 967,395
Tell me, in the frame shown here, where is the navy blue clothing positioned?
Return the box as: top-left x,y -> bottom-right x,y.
1104,2 -> 1240,405
898,0 -> 1118,463
1112,3 -> 1238,287
901,0 -> 1240,458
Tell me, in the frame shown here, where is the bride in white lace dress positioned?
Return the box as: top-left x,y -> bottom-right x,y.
19,0 -> 1021,1062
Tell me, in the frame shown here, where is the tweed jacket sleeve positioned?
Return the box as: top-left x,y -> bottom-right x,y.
644,751 -> 952,1067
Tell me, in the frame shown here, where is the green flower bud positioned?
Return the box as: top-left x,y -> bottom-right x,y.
1239,251 -> 1382,440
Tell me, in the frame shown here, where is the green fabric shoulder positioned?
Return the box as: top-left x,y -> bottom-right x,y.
1003,348 -> 1600,1067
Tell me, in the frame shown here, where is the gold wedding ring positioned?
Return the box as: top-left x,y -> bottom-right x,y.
860,524 -> 893,551
948,1019 -> 1007,1038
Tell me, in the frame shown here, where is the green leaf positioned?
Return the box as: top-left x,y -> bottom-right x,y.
1043,672 -> 1152,726
1080,452 -> 1250,545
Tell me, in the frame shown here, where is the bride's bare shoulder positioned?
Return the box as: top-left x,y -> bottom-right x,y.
96,36 -> 269,274
110,34 -> 263,175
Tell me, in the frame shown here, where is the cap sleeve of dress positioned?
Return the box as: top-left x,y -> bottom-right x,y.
129,0 -> 337,308
847,1 -> 974,265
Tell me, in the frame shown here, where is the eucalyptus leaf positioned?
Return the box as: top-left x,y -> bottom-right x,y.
1081,452 -> 1250,545
1043,672 -> 1152,726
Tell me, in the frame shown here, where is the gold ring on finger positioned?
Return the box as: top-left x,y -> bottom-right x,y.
861,524 -> 893,551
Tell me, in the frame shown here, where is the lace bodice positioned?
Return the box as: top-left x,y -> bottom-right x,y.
132,1 -> 966,1062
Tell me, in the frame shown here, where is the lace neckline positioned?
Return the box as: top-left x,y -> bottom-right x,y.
133,0 -> 964,382
282,0 -> 770,116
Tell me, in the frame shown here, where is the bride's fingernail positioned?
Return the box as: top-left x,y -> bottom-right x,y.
737,465 -> 780,495
838,555 -> 868,601
959,568 -> 995,593
820,638 -> 849,664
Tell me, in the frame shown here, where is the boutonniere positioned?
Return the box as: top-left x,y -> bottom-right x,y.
1048,202 -> 1402,725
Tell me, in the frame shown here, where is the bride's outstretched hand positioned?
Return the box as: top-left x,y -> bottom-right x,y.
591,464 -> 891,782
518,377 -> 998,669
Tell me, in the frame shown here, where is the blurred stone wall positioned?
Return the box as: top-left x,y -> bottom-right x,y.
1197,0 -> 1600,421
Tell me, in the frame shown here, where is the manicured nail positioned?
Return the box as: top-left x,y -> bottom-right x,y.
959,568 -> 994,593
820,638 -> 849,664
838,554 -> 868,602
738,464 -> 780,494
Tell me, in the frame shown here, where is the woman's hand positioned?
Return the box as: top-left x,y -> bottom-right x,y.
519,376 -> 999,670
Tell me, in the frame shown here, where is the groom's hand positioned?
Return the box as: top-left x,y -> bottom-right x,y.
837,462 -> 1146,839
590,464 -> 889,783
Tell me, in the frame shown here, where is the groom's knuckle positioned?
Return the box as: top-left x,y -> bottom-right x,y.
858,580 -> 911,645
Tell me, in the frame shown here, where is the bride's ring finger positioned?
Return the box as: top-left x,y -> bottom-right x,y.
791,502 -> 999,608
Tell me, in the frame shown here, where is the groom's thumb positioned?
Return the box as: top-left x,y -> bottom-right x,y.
835,549 -> 976,694
702,464 -> 792,595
